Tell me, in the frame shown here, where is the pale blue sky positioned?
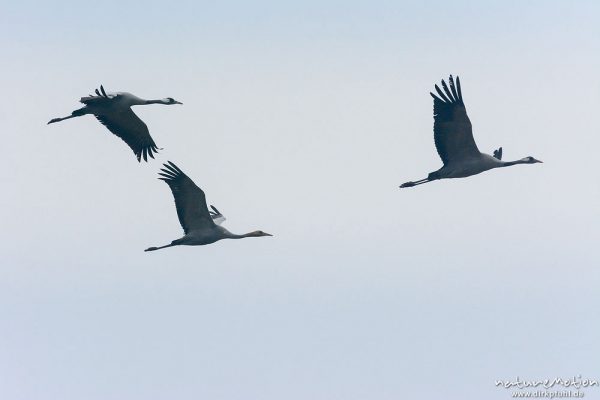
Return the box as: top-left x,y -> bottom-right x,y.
1,1 -> 599,399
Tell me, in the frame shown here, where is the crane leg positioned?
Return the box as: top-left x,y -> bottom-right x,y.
47,107 -> 88,124
144,243 -> 175,252
400,178 -> 430,188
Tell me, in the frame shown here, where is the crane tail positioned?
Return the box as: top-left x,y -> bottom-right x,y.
493,147 -> 503,160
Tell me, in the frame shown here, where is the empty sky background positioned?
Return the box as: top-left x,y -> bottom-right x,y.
1,1 -> 599,399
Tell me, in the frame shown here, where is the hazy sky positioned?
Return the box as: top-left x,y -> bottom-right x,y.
1,1 -> 599,399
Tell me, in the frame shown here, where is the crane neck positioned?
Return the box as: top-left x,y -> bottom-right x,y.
222,230 -> 263,239
144,99 -> 168,105
226,232 -> 254,239
500,159 -> 528,167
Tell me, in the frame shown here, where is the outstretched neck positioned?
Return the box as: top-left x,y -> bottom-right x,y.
144,99 -> 168,105
220,226 -> 270,240
500,159 -> 529,167
226,232 -> 255,239
223,230 -> 266,239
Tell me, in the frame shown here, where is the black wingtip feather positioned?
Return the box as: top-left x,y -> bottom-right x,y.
100,85 -> 107,97
161,163 -> 180,177
160,164 -> 176,173
434,84 -> 451,103
158,168 -> 175,175
448,75 -> 460,104
163,162 -> 175,172
158,172 -> 175,180
166,161 -> 183,175
441,80 -> 455,102
430,92 -> 443,102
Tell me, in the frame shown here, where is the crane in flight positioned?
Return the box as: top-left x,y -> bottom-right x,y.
145,162 -> 272,252
400,75 -> 542,188
48,85 -> 182,162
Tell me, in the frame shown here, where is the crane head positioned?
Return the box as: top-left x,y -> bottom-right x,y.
248,230 -> 273,237
524,156 -> 543,164
164,97 -> 183,105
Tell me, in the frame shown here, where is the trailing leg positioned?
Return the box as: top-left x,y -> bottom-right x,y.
144,238 -> 184,252
47,107 -> 89,124
144,243 -> 175,252
400,178 -> 430,188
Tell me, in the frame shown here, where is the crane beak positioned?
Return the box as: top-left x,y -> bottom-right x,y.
174,101 -> 183,105
263,232 -> 273,237
536,160 -> 543,163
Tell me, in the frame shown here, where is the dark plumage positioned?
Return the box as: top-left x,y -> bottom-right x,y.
400,75 -> 542,188
145,162 -> 272,251
430,76 -> 480,165
157,161 -> 214,234
48,85 -> 181,162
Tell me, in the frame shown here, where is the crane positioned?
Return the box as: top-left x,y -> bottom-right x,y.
400,75 -> 542,188
48,85 -> 182,162
145,162 -> 272,251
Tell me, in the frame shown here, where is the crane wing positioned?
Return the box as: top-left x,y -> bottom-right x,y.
158,161 -> 215,234
95,108 -> 160,162
430,75 -> 480,165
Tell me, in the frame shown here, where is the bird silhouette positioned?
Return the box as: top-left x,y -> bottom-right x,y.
400,75 -> 542,188
48,85 -> 182,162
145,162 -> 272,252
